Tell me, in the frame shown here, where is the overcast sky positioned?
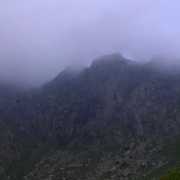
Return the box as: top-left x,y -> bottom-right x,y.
1,0 -> 180,86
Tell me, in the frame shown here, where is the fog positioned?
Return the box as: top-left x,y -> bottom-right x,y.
1,0 -> 180,87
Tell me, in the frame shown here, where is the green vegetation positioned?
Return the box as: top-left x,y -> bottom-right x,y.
0,134 -> 179,180
159,168 -> 180,180
2,142 -> 56,180
142,134 -> 180,180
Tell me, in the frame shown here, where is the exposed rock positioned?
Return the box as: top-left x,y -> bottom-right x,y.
0,54 -> 179,179
123,150 -> 132,156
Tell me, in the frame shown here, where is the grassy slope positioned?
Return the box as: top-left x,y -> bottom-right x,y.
143,134 -> 180,180
159,168 -> 180,180
0,134 -> 179,180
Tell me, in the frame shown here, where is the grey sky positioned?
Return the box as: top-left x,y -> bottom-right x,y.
0,0 -> 180,86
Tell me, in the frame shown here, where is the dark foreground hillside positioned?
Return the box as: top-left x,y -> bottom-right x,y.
0,54 -> 179,179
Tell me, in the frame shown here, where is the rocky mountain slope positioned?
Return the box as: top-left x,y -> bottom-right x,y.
39,53 -> 180,147
0,53 -> 179,179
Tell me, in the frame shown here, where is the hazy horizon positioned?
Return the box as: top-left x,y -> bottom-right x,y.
1,0 -> 180,87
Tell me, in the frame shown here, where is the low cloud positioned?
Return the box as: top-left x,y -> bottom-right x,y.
0,0 -> 180,86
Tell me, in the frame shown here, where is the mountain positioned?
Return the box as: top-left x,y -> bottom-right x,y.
0,53 -> 179,179
39,53 -> 179,147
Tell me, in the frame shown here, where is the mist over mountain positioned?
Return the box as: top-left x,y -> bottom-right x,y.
0,54 -> 179,179
1,0 -> 180,179
1,53 -> 180,146
1,0 -> 180,86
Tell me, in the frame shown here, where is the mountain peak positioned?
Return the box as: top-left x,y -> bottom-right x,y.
90,53 -> 125,67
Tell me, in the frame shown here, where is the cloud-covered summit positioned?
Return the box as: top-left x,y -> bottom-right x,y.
0,0 -> 180,86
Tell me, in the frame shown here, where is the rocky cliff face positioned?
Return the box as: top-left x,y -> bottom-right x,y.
0,53 -> 180,159
38,53 -> 180,148
0,54 -> 180,179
